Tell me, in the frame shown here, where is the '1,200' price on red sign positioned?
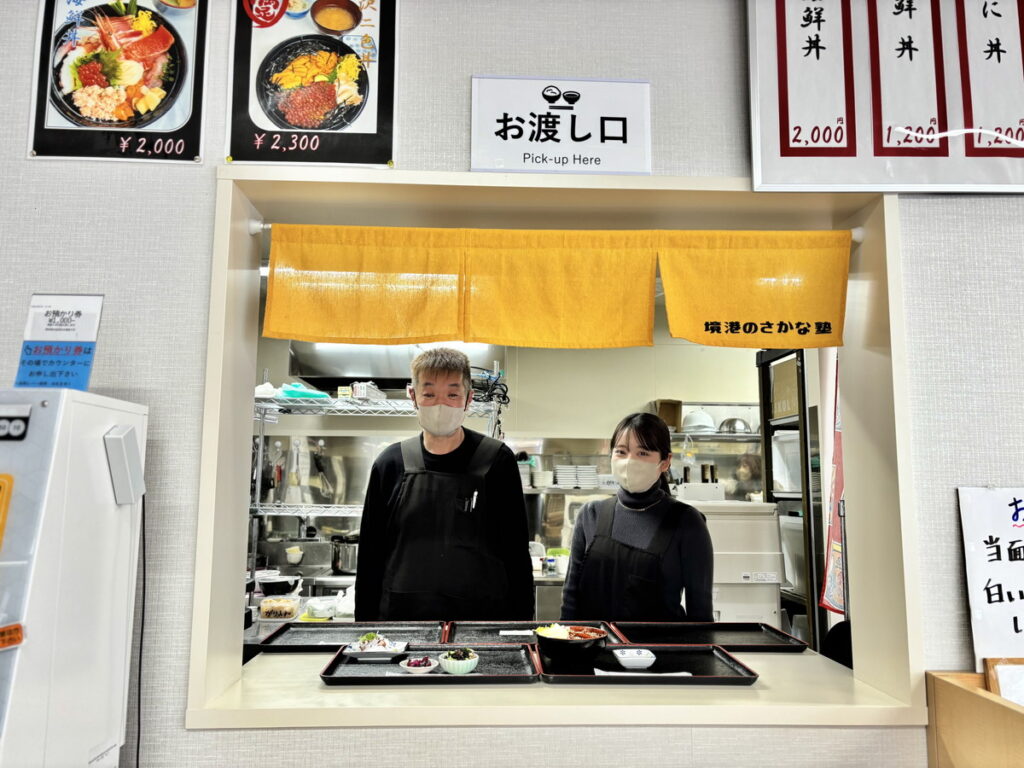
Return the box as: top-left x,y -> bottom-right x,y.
253,133 -> 322,153
118,136 -> 188,157
790,119 -> 846,147
975,121 -> 1024,147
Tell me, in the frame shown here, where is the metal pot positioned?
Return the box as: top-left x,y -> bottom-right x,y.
331,533 -> 359,574
718,417 -> 752,433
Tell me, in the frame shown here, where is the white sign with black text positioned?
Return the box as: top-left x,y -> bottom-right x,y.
471,75 -> 651,174
23,294 -> 103,343
958,487 -> 1024,671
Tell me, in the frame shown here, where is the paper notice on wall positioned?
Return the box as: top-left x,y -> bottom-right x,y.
15,294 -> 103,391
958,487 -> 1024,671
23,294 -> 103,342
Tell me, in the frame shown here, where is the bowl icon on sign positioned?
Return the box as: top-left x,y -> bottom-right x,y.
542,85 -> 561,104
562,90 -> 580,105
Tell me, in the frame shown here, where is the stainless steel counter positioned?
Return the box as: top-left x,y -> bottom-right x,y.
264,564 -> 564,590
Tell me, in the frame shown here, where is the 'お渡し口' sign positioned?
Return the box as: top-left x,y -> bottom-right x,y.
471,75 -> 651,174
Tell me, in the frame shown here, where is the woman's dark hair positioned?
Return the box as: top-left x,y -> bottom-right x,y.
611,412 -> 673,492
737,452 -> 762,477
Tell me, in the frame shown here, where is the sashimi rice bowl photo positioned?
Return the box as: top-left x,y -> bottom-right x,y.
51,1 -> 185,127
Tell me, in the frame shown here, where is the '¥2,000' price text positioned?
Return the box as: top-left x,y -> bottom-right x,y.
118,136 -> 188,157
253,132 -> 322,153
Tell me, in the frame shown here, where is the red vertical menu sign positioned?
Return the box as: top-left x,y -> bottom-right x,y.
956,0 -> 1024,156
867,0 -> 949,155
776,0 -> 857,156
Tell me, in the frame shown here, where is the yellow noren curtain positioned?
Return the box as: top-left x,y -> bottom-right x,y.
265,225 -> 657,348
264,224 -> 465,344
265,225 -> 850,349
658,230 -> 851,348
464,230 -> 656,348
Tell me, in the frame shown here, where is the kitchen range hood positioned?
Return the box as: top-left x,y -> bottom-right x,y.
289,341 -> 505,393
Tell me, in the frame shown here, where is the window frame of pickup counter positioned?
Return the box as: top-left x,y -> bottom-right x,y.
185,168 -> 923,729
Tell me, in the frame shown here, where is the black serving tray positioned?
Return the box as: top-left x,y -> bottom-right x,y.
320,644 -> 540,685
538,644 -> 758,685
259,621 -> 444,652
611,622 -> 807,652
444,620 -> 621,645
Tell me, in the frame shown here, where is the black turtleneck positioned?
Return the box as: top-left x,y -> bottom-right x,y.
560,484 -> 714,621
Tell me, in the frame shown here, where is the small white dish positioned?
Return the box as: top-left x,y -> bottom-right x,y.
342,641 -> 408,661
399,656 -> 439,675
613,648 -> 657,670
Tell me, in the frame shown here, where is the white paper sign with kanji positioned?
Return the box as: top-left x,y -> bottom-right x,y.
471,75 -> 651,174
749,0 -> 1024,190
958,487 -> 1024,671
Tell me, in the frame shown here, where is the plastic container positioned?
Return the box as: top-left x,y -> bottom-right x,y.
259,596 -> 301,621
304,597 -> 335,619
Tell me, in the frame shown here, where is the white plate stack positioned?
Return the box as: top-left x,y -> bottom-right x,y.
517,463 -> 532,489
532,470 -> 554,488
555,465 -> 578,488
577,465 -> 599,489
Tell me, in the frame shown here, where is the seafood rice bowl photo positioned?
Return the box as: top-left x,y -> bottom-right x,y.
50,1 -> 186,127
255,34 -> 369,131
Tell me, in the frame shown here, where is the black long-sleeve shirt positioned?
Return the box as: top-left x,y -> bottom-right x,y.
560,487 -> 714,621
355,429 -> 535,621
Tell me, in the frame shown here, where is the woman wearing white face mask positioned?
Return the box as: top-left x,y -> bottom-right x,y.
560,413 -> 714,621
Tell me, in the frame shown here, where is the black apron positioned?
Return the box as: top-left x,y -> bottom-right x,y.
575,496 -> 684,621
378,435 -> 508,620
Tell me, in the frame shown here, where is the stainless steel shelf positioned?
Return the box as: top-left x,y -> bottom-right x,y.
522,487 -> 614,495
250,504 -> 363,517
772,491 -> 804,500
253,397 -> 497,419
672,432 -> 761,442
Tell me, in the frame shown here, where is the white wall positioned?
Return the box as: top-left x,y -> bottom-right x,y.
505,307 -> 759,437
1,0 -> 1005,765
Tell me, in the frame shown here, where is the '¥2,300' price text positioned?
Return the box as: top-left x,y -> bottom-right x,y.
253,133 -> 322,153
118,136 -> 188,157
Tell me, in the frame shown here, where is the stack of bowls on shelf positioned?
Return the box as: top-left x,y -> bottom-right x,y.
555,465 -> 578,488
532,469 -> 554,488
576,465 -> 598,489
517,462 -> 532,489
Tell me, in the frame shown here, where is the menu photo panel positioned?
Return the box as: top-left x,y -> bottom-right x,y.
31,0 -> 209,162
227,0 -> 396,165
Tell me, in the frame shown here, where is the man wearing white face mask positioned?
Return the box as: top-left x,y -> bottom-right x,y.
560,413 -> 714,621
355,347 -> 534,621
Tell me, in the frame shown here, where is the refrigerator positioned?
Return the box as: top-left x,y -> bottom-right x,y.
0,389 -> 147,768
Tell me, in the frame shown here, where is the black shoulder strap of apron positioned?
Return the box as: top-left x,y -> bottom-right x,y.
465,435 -> 503,478
583,498 -> 618,557
594,497 -> 618,538
400,437 -> 425,471
646,496 -> 682,556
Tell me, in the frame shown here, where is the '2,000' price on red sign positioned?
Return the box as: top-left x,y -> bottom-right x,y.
253,133 -> 322,153
790,121 -> 846,147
